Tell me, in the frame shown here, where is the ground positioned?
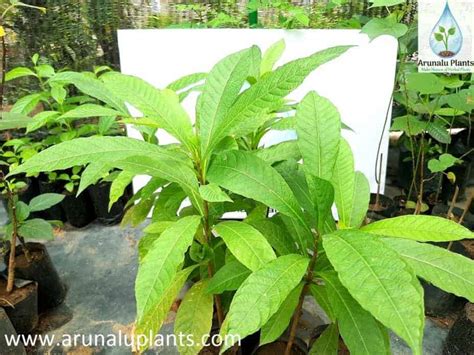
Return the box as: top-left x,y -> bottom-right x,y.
1,213 -> 450,354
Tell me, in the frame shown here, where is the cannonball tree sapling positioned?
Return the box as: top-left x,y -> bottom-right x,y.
9,41 -> 350,352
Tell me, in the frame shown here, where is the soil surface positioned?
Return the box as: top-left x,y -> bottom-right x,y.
0,279 -> 36,306
439,51 -> 455,58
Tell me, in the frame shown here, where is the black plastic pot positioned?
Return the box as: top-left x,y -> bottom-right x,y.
443,303 -> 474,354
0,279 -> 38,334
0,308 -> 26,354
37,178 -> 66,222
6,243 -> 66,312
367,193 -> 395,221
423,241 -> 468,317
61,190 -> 96,228
432,203 -> 474,230
88,181 -> 127,225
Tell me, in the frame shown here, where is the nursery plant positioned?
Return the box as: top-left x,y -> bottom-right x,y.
8,41 -> 347,350
9,42 -> 474,355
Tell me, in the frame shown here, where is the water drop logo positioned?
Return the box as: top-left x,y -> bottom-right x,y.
429,1 -> 463,58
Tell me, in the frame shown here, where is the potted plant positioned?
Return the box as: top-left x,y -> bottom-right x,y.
10,42 -> 474,355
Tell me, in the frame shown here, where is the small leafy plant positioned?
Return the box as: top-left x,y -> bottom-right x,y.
434,25 -> 456,56
9,41 -> 473,355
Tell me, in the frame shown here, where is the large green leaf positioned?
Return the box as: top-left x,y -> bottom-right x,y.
296,91 -> 341,181
207,261 -> 251,294
309,323 -> 339,355
207,150 -> 307,228
254,140 -> 301,165
167,72 -> 207,92
58,104 -> 122,119
135,265 -> 196,351
77,162 -> 111,195
135,216 -> 201,342
305,174 -> 335,233
248,218 -> 299,256
0,112 -> 32,131
10,93 -> 44,115
50,71 -> 128,113
323,230 -> 424,354
317,272 -> 390,354
211,46 -> 351,150
279,214 -> 314,253
260,283 -> 303,345
10,136 -> 186,176
199,183 -> 232,203
348,172 -> 370,228
214,221 -> 276,272
28,193 -> 65,212
5,67 -> 37,81
260,39 -> 286,75
331,138 -> 354,228
382,238 -> 474,302
112,155 -> 204,216
101,73 -> 196,151
174,280 -> 214,355
199,46 -> 257,157
221,254 -> 309,351
18,219 -> 54,240
361,215 -> 473,241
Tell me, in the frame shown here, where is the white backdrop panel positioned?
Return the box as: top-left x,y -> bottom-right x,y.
117,29 -> 397,198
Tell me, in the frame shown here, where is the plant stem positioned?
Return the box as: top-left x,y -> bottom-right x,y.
6,189 -> 18,293
198,165 -> 224,326
415,138 -> 425,214
447,185 -> 459,220
458,196 -> 472,226
0,31 -> 7,110
285,233 -> 319,355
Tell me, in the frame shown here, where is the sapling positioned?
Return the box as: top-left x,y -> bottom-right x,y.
9,40 -> 351,352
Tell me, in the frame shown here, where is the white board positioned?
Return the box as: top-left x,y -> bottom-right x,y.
117,29 -> 398,203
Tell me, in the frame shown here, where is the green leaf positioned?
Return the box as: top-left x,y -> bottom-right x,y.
143,221 -> 175,235
439,26 -> 446,33
369,0 -> 406,8
279,214 -> 314,253
152,183 -> 186,222
59,104 -> 122,120
0,112 -> 31,131
296,91 -> 341,181
109,171 -> 134,210
448,27 -> 456,35
18,218 -> 54,240
426,120 -> 451,144
207,150 -> 307,228
390,115 -> 427,136
15,201 -> 30,222
428,153 -> 459,173
199,183 -> 233,203
135,216 -> 201,346
323,231 -> 424,354
260,283 -> 303,345
382,238 -> 474,302
309,323 -> 339,355
212,46 -> 351,148
348,172 -> 370,228
248,218 -> 299,256
434,33 -> 443,41
77,162 -> 111,195
361,18 -> 408,40
207,261 -> 251,294
121,196 -> 155,227
35,64 -> 55,78
50,85 -> 66,104
214,221 -> 276,272
406,73 -> 444,95
174,280 -> 214,355
331,138 -> 354,228
28,193 -> 65,212
11,93 -> 44,115
309,284 -> 335,321
166,72 -> 206,92
50,72 -> 128,114
317,273 -> 389,354
253,140 -> 301,165
199,46 -> 258,157
135,265 -> 197,352
361,215 -> 472,241
306,174 -> 335,233
11,136 -> 185,176
26,111 -> 60,133
5,67 -> 37,81
221,254 -> 309,351
260,39 -> 286,75
101,73 -> 195,152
